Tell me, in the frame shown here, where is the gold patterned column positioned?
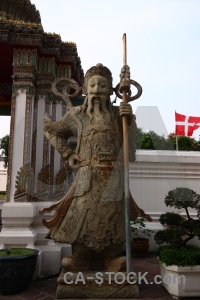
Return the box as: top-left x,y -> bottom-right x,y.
10,49 -> 37,202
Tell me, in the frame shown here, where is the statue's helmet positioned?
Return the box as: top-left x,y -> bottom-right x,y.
83,63 -> 113,95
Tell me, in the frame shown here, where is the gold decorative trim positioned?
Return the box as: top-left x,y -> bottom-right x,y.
14,162 -> 34,202
34,164 -> 50,201
23,95 -> 33,164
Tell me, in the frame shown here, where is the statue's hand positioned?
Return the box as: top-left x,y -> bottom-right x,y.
68,153 -> 81,169
119,102 -> 132,118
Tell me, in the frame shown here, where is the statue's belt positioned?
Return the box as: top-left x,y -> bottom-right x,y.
79,159 -> 123,168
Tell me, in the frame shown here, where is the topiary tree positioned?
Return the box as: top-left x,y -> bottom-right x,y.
155,187 -> 200,247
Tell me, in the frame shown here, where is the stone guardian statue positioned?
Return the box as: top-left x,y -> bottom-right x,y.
40,63 -> 150,273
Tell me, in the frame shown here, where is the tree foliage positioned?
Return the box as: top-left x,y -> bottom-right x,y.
136,128 -> 172,150
136,128 -> 200,151
168,132 -> 200,151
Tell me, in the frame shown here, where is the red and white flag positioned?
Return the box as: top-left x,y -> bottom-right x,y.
175,112 -> 200,136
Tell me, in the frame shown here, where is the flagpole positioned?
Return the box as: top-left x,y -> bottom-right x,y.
175,110 -> 179,151
176,135 -> 179,151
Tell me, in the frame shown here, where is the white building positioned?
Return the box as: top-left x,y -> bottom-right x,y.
0,159 -> 7,193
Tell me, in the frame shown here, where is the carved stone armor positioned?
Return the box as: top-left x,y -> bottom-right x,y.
47,108 -> 128,251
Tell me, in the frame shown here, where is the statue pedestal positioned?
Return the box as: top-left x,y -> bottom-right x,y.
56,269 -> 139,299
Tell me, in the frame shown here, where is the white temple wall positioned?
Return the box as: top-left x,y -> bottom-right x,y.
0,161 -> 7,192
130,150 -> 200,217
9,90 -> 26,202
130,150 -> 200,250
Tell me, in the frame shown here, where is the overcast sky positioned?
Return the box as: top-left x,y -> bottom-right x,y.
1,0 -> 200,140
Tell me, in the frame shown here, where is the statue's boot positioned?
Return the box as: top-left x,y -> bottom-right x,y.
104,255 -> 126,272
62,256 -> 90,272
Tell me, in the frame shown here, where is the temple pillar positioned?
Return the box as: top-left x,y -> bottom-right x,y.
0,49 -> 72,276
0,49 -> 38,253
0,0 -> 84,277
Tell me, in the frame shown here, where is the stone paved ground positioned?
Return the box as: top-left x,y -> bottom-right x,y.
0,253 -> 198,300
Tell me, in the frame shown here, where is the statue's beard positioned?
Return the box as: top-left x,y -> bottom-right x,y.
86,95 -> 112,122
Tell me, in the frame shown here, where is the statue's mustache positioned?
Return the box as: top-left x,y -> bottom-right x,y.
90,94 -> 107,102
91,96 -> 102,101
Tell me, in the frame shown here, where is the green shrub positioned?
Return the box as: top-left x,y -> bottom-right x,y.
158,245 -> 200,266
0,248 -> 35,257
130,215 -> 153,239
155,187 -> 200,266
154,187 -> 200,246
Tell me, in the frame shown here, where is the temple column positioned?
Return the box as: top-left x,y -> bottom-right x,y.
0,49 -> 38,252
0,50 -> 74,276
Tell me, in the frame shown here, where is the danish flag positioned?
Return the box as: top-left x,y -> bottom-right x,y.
175,112 -> 200,136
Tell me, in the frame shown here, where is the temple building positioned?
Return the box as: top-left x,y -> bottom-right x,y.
0,0 -> 84,276
0,0 -> 84,203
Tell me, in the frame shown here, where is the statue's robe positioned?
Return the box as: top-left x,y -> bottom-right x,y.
41,105 -> 151,251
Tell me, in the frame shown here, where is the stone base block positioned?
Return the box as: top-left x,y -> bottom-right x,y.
56,269 -> 139,299
36,244 -> 62,277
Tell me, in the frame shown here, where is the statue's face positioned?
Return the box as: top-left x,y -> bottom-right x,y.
87,75 -> 109,104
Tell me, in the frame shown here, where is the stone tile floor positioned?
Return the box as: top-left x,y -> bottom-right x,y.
0,253 -> 198,300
